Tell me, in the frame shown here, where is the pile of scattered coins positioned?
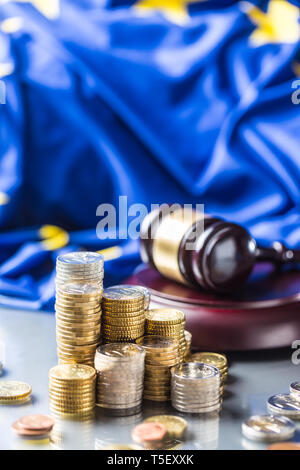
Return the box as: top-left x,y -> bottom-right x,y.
94,343 -> 145,415
145,309 -> 186,362
55,252 -> 104,367
171,362 -> 221,414
136,336 -> 179,402
242,380 -> 300,445
101,287 -> 146,343
49,364 -> 96,416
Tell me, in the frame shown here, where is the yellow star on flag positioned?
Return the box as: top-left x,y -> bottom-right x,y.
1,17 -> 23,33
0,193 -> 9,205
0,0 -> 60,19
135,0 -> 205,25
241,0 -> 300,46
0,63 -> 14,78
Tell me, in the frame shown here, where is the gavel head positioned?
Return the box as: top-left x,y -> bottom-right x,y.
140,207 -> 257,294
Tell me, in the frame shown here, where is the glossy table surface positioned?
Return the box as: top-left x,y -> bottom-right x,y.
0,306 -> 299,450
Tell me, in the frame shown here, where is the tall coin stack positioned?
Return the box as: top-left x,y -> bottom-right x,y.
94,343 -> 145,415
145,309 -> 186,362
55,252 -> 104,367
171,362 -> 221,413
136,336 -> 180,402
101,286 -> 146,343
49,364 -> 96,416
189,352 -> 228,396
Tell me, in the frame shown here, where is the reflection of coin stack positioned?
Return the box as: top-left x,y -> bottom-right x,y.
189,352 -> 228,396
49,364 -> 96,416
171,362 -> 221,413
94,343 -> 145,415
101,287 -> 146,343
50,413 -> 94,450
55,252 -> 104,367
94,409 -> 143,450
136,336 -> 179,402
187,411 -> 219,450
184,331 -> 192,360
145,309 -> 186,362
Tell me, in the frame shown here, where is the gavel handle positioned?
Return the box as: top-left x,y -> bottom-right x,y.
256,242 -> 300,264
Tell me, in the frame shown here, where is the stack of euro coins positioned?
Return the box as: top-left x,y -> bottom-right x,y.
184,331 -> 192,360
94,343 -> 145,415
171,362 -> 221,414
55,251 -> 104,367
101,286 -> 146,343
49,364 -> 96,416
145,309 -> 186,362
189,352 -> 228,396
136,336 -> 180,402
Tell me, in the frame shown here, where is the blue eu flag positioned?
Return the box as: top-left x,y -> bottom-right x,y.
0,0 -> 299,310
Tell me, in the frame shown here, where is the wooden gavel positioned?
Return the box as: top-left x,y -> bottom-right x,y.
140,207 -> 300,294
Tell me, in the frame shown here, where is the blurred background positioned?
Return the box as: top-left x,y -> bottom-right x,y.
0,0 -> 299,310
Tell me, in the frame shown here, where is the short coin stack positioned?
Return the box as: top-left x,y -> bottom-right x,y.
55,252 -> 104,367
136,336 -> 179,402
145,309 -> 186,362
0,381 -> 32,405
101,286 -> 146,343
189,352 -> 228,396
94,343 -> 145,415
171,362 -> 221,413
49,364 -> 96,416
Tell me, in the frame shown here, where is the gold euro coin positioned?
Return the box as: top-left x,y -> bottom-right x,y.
49,364 -> 96,381
0,381 -> 32,402
146,309 -> 185,324
102,286 -> 144,302
189,352 -> 227,370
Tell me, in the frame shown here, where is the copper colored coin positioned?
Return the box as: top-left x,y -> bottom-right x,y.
132,422 -> 167,444
11,420 -> 52,436
267,442 -> 300,450
18,414 -> 55,431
